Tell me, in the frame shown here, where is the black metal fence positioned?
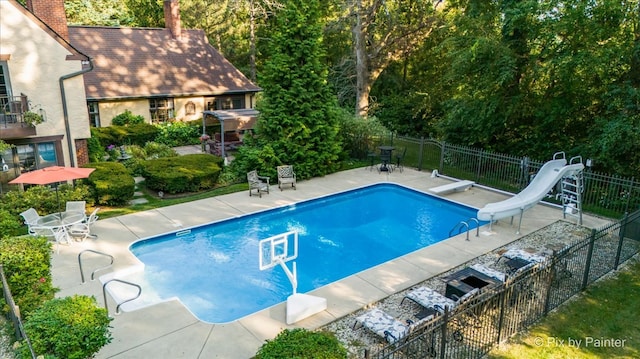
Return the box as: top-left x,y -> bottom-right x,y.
364,209 -> 640,359
369,135 -> 640,218
0,265 -> 36,358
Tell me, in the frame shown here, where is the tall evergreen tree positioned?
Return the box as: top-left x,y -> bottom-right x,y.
252,0 -> 342,178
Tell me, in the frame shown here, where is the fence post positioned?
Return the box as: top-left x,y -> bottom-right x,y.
439,141 -> 446,174
614,212 -> 629,269
625,177 -> 635,214
581,228 -> 597,290
495,286 -> 508,344
439,307 -> 449,359
418,136 -> 425,171
475,149 -> 484,183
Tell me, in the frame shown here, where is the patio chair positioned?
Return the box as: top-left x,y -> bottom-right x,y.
353,307 -> 434,345
65,201 -> 87,218
394,147 -> 407,172
30,226 -> 69,254
20,208 -> 41,226
68,207 -> 100,240
247,170 -> 270,197
276,165 -> 296,191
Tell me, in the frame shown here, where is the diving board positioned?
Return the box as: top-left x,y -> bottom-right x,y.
428,180 -> 475,195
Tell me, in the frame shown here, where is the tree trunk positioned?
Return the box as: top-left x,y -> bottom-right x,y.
353,0 -> 369,117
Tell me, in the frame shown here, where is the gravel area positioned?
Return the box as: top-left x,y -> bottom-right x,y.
0,316 -> 15,359
321,220 -> 596,357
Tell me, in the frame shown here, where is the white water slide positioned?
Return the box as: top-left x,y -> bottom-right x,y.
477,152 -> 584,233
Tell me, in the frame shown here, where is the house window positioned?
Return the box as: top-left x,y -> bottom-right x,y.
0,62 -> 12,114
150,98 -> 174,123
185,101 -> 196,115
87,101 -> 100,127
205,95 -> 245,111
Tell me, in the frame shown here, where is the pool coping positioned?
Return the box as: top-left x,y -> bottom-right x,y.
50,168 -> 611,358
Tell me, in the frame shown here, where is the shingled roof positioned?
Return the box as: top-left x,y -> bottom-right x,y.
68,26 -> 261,100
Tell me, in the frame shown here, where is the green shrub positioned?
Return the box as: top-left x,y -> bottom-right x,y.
0,235 -> 57,319
111,109 -> 144,126
21,295 -> 112,359
83,162 -> 135,205
0,208 -> 22,237
91,123 -> 159,148
0,184 -> 92,223
255,328 -> 347,359
230,144 -> 280,180
154,121 -> 201,147
140,154 -> 223,194
86,134 -> 106,162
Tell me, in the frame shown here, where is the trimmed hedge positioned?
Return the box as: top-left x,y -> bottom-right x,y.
140,154 -> 223,194
0,235 -> 57,319
22,295 -> 112,359
91,123 -> 159,149
83,162 -> 135,205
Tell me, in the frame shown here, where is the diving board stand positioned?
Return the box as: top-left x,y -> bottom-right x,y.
429,180 -> 475,195
259,231 -> 327,324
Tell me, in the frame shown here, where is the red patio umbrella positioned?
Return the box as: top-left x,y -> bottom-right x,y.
9,166 -> 95,214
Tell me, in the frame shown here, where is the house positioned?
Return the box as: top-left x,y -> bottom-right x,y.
0,0 -> 92,193
0,0 -> 261,193
67,0 -> 261,130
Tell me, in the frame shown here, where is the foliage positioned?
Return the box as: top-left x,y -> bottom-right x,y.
255,328 -> 347,359
111,109 -> 145,126
0,140 -> 12,152
65,0 -> 135,26
0,235 -> 57,319
124,0 -> 164,27
229,144 -> 280,180
250,0 -> 342,179
140,154 -> 223,194
335,111 -> 390,160
153,121 -> 201,147
83,162 -> 135,205
91,123 -> 159,149
86,135 -> 106,162
21,295 -> 112,359
0,209 -> 22,237
22,111 -> 44,126
122,142 -> 178,176
0,184 -> 92,221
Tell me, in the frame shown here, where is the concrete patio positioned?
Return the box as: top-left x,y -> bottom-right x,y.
50,167 -> 610,358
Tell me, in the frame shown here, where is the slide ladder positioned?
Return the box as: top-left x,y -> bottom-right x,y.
559,156 -> 584,225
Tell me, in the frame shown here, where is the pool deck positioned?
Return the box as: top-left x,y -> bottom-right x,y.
50,167 -> 611,358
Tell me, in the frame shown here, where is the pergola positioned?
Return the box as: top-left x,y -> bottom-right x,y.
201,109 -> 258,158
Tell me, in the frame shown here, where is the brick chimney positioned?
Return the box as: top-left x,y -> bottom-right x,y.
164,0 -> 182,39
26,0 -> 69,41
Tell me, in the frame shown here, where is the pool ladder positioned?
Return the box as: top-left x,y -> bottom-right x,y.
78,249 -> 142,316
449,218 -> 480,241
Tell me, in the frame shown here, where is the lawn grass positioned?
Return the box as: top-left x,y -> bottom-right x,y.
488,260 -> 640,359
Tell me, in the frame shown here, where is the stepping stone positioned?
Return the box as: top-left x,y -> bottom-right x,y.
129,198 -> 148,205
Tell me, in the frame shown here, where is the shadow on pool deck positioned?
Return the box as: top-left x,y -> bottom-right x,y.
50,168 -> 611,358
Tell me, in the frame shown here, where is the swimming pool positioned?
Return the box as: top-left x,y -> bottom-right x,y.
129,183 -> 483,323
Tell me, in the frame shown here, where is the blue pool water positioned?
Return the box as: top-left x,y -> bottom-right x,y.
130,183 -> 483,323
